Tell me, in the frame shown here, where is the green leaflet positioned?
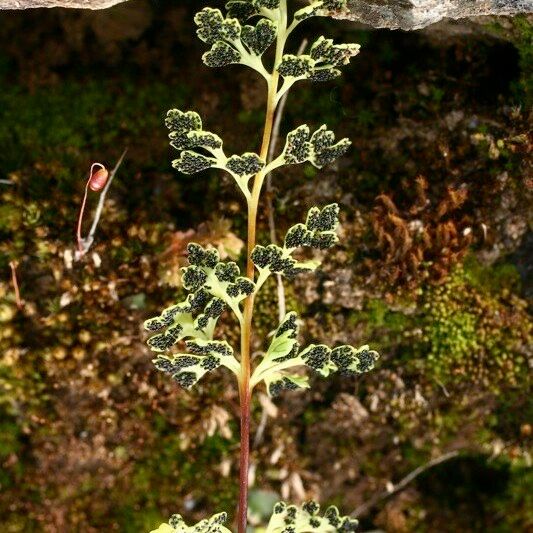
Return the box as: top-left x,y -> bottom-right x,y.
251,204 -> 340,290
183,242 -> 255,321
149,501 -> 359,532
265,501 -> 359,532
294,0 -> 350,22
149,512 -> 232,533
144,293 -> 216,352
251,243 -> 320,285
250,312 -> 380,395
144,243 -> 249,387
264,372 -> 310,397
152,339 -> 239,388
166,109 -> 264,198
226,0 -> 281,21
266,311 -> 300,363
274,27 -> 360,102
266,125 -> 351,171
194,7 -> 275,79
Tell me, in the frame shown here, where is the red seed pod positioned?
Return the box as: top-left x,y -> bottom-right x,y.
88,165 -> 109,192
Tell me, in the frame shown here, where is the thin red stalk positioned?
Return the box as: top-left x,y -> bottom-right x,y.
237,73 -> 280,533
237,384 -> 251,533
9,260 -> 23,310
77,162 -> 103,253
237,3 -> 286,528
76,181 -> 91,253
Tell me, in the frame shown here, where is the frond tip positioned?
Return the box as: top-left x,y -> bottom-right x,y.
265,501 -> 359,532
194,6 -> 275,79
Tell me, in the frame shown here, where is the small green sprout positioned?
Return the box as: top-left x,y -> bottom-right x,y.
153,501 -> 359,533
143,0 -> 378,531
150,512 -> 232,533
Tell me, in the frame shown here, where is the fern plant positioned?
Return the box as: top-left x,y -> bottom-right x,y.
145,1 -> 379,531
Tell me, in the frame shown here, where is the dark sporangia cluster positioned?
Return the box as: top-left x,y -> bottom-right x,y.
144,301 -> 191,332
310,126 -> 351,168
183,243 -> 256,305
226,153 -> 265,179
204,41 -> 241,67
146,323 -> 185,352
294,0 -> 349,21
144,290 -> 221,353
166,110 -> 266,186
277,54 -> 315,78
195,8 -> 240,47
187,339 -> 234,358
265,501 -> 359,532
165,109 -> 220,175
301,343 -> 379,376
241,18 -> 278,55
270,311 -> 300,362
226,278 -> 255,298
195,6 -> 277,69
251,244 -> 314,279
284,203 -> 340,251
154,512 -> 231,533
153,353 -> 213,387
308,36 -> 360,82
281,125 -> 311,164
226,0 -> 280,20
255,339 -> 379,396
144,241 -> 256,353
188,243 -> 219,269
152,340 -> 237,389
306,203 -> 339,232
331,345 -> 379,374
309,343 -> 380,376
182,266 -> 208,292
195,298 -> 227,330
279,125 -> 351,169
275,311 -> 298,340
276,36 -> 359,84
251,204 -> 340,278
300,344 -> 331,373
268,375 -> 302,397
166,110 -> 223,152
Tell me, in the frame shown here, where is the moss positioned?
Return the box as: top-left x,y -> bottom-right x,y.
116,433 -> 238,532
462,255 -> 521,294
418,263 -> 530,391
347,298 -> 411,354
489,466 -> 533,532
0,79 -> 188,176
253,275 -> 300,340
487,16 -> 533,104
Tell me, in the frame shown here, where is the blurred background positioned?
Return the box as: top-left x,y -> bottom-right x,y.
0,1 -> 531,531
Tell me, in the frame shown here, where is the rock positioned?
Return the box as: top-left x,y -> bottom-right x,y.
341,0 -> 533,30
2,0 -> 531,33
0,0 -> 127,9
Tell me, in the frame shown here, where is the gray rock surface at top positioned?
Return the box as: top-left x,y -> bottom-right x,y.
0,0 -> 532,32
0,0 -> 126,8
341,0 -> 533,30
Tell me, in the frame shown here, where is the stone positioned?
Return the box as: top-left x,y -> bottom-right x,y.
0,0 -> 127,9
341,0 -> 533,30
1,0 -> 531,31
